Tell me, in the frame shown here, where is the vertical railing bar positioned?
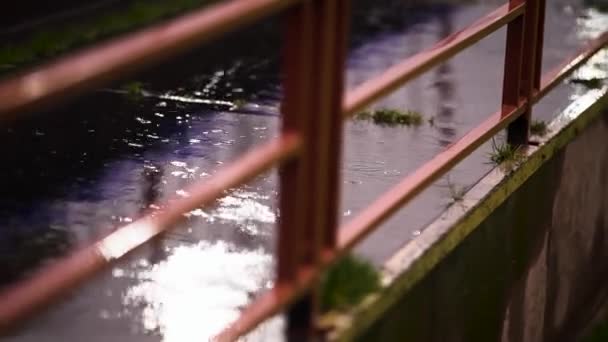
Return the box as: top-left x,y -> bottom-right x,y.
504,0 -> 544,146
324,0 -> 350,251
285,1 -> 320,339
518,0 -> 541,101
306,0 -> 348,260
533,0 -> 546,90
279,2 -> 318,339
278,0 -> 314,286
280,0 -> 349,339
305,0 -> 335,265
501,0 -> 525,115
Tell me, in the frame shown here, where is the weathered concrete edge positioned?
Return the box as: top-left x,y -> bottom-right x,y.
327,87 -> 608,341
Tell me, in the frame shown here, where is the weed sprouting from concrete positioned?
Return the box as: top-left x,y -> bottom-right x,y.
488,139 -> 524,168
530,120 -> 548,137
355,108 -> 423,126
445,176 -> 466,203
320,255 -> 380,312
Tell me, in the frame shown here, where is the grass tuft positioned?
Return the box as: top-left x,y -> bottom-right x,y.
355,108 -> 423,126
530,120 -> 548,137
488,139 -> 524,169
320,255 -> 381,312
446,177 -> 466,203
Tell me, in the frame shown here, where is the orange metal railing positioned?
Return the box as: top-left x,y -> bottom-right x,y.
0,0 -> 607,340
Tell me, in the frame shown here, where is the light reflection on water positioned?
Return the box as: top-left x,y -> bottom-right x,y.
116,241 -> 281,341
577,8 -> 608,40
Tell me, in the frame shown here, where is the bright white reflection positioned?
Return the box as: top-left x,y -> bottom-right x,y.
121,241 -> 282,341
214,192 -> 275,235
560,88 -> 604,122
577,9 -> 608,40
183,191 -> 275,235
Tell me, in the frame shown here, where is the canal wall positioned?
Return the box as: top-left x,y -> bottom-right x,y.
328,87 -> 608,341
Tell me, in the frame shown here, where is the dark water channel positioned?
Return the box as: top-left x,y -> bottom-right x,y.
1,0 -> 607,340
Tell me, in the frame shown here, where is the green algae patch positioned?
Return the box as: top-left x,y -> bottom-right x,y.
355,108 -> 423,126
570,77 -> 605,89
121,81 -> 145,100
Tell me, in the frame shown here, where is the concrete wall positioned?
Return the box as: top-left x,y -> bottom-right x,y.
329,90 -> 608,341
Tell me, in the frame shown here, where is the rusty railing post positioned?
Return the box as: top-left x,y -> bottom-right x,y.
502,0 -> 545,146
278,0 -> 349,340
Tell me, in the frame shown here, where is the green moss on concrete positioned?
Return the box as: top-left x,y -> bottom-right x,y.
320,255 -> 381,312
0,0 -> 213,74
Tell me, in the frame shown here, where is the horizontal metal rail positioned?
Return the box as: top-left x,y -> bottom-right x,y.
0,133 -> 301,331
0,0 -> 607,340
0,0 -> 299,120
